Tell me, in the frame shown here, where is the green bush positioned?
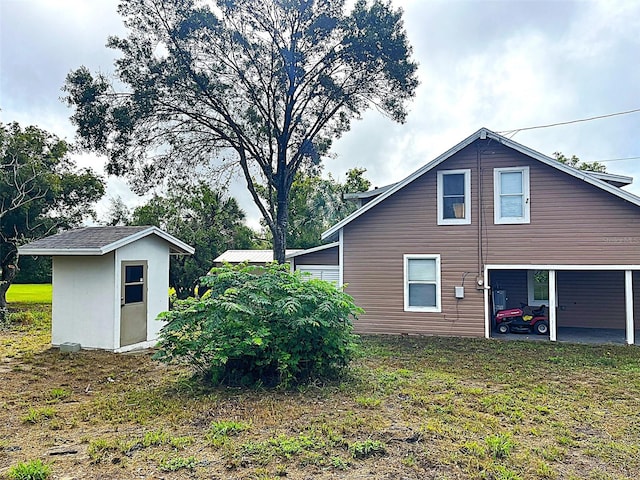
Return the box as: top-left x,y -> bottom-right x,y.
154,263 -> 362,386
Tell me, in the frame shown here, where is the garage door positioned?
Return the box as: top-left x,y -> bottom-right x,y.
297,265 -> 340,286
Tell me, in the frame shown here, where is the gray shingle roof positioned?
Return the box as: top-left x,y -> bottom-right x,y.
18,226 -> 194,256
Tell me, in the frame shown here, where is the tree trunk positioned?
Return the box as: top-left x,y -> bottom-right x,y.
0,258 -> 18,323
272,187 -> 289,264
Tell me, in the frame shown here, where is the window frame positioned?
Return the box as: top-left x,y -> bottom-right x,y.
527,269 -> 549,306
437,169 -> 471,225
403,254 -> 441,313
493,166 -> 530,224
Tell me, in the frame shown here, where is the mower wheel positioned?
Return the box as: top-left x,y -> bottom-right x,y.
534,321 -> 549,335
497,323 -> 510,334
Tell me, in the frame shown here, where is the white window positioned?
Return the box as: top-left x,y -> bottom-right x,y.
528,270 -> 549,306
494,167 -> 530,224
437,169 -> 471,225
404,255 -> 441,312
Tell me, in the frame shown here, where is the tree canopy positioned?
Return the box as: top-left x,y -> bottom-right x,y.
553,152 -> 606,173
110,183 -> 257,298
64,0 -> 418,262
286,167 -> 370,248
1,122 -> 105,314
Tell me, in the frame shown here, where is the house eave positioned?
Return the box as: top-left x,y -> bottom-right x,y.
17,247 -> 106,256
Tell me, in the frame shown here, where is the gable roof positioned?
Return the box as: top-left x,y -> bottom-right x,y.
214,249 -> 303,264
322,127 -> 640,240
18,226 -> 195,256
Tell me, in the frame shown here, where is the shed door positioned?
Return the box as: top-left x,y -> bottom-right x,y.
120,261 -> 147,347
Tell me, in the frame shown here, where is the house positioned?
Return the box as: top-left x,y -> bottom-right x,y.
321,128 -> 640,345
214,246 -> 340,285
18,226 -> 194,352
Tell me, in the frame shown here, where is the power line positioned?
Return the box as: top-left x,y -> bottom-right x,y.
590,156 -> 640,164
498,107 -> 640,138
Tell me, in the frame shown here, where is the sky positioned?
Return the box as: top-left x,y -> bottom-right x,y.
1,0 -> 639,229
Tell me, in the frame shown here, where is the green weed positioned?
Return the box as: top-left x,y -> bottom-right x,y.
7,459 -> 52,480
158,455 -> 197,472
485,433 -> 515,459
142,429 -> 170,447
493,465 -> 522,480
349,439 -> 386,458
47,388 -> 70,403
22,407 -> 56,424
355,396 -> 381,408
206,420 -> 250,446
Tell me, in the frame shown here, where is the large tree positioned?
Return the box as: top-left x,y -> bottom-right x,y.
63,0 -> 418,262
125,182 -> 257,298
0,122 -> 105,316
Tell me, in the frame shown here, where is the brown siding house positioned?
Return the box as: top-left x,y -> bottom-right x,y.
322,128 -> 640,345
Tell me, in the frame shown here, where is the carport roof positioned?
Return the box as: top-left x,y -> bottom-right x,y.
18,226 -> 195,256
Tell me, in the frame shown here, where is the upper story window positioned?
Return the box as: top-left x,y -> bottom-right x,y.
437,169 -> 471,225
404,254 -> 441,312
494,167 -> 530,224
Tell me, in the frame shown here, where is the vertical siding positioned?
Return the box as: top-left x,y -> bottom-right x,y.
343,139 -> 640,337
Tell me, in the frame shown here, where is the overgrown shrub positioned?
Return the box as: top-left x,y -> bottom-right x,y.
153,263 -> 362,386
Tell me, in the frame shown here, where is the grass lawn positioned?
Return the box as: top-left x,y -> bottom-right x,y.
1,307 -> 639,479
6,283 -> 52,304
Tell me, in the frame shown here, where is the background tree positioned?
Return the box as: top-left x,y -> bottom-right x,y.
553,152 -> 606,173
1,122 -> 105,317
104,196 -> 132,226
63,0 -> 418,263
13,256 -> 52,284
127,182 -> 257,298
287,167 -> 370,248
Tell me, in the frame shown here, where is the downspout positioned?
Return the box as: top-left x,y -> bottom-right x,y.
476,137 -> 484,287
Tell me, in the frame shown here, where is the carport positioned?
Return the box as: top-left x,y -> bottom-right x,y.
484,265 -> 640,345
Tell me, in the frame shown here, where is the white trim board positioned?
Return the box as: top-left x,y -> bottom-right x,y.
487,264 -> 640,271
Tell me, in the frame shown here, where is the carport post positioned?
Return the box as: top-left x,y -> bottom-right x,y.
625,270 -> 634,345
549,270 -> 557,342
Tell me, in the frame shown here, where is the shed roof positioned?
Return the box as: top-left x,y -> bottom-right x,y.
215,249 -> 303,264
322,127 -> 640,240
18,226 -> 195,256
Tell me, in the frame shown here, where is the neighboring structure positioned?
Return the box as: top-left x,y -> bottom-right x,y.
214,249 -> 303,266
286,242 -> 340,284
214,246 -> 340,285
18,226 -> 194,352
321,128 -> 640,345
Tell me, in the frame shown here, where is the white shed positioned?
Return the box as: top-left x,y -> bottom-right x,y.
18,226 -> 194,352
